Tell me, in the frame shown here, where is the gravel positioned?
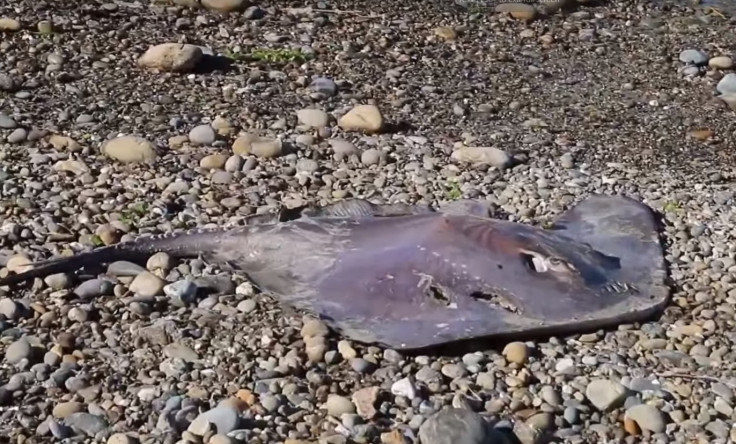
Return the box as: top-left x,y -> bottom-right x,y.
2,0 -> 736,443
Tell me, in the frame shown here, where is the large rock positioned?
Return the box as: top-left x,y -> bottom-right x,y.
494,3 -> 537,21
450,147 -> 511,169
137,43 -> 203,72
338,105 -> 384,133
101,136 -> 157,163
585,379 -> 628,412
232,134 -> 283,158
418,408 -> 495,444
0,18 -> 21,31
202,0 -> 247,11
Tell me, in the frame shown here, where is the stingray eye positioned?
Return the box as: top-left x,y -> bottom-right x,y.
548,257 -> 563,266
547,256 -> 576,272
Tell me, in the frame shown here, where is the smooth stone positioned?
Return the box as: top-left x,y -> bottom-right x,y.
709,56 -> 734,70
7,128 -> 27,143
361,148 -> 381,166
137,43 -> 203,72
201,0 -> 247,12
189,125 -> 216,146
0,17 -> 21,31
625,404 -> 666,433
5,336 -> 32,364
64,412 -> 109,437
310,77 -> 337,96
679,49 -> 708,65
585,379 -> 628,412
451,147 -> 511,169
418,408 -> 492,444
391,377 -> 417,399
101,135 -> 156,163
164,280 -> 198,306
297,109 -> 329,129
0,113 -> 16,128
129,271 -> 166,297
187,406 -> 240,436
73,279 -> 113,299
200,153 -> 227,169
494,3 -> 537,21
502,342 -> 529,364
0,298 -> 20,319
338,105 -> 384,133
325,395 -> 356,417
717,73 -> 736,95
53,401 -> 84,419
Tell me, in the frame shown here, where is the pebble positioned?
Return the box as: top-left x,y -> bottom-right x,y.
310,77 -> 337,96
187,406 -> 240,436
418,408 -> 491,444
625,404 -> 666,433
52,401 -> 84,419
107,434 -> 137,444
679,49 -> 708,65
494,3 -> 537,21
200,153 -> 228,169
502,341 -> 529,364
137,43 -> 203,72
391,377 -> 417,399
451,146 -> 511,169
0,17 -> 21,31
64,412 -> 109,437
325,395 -> 356,417
717,73 -> 736,95
5,336 -> 32,364
7,128 -> 26,143
297,109 -> 329,129
101,135 -> 156,163
73,278 -> 113,299
0,113 -> 16,128
338,105 -> 384,133
129,271 -> 166,297
585,379 -> 628,411
709,56 -> 734,70
189,124 -> 217,146
201,0 -> 248,12
0,298 -> 20,319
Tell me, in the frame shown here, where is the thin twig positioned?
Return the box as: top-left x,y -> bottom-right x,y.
654,371 -> 736,389
285,6 -> 380,19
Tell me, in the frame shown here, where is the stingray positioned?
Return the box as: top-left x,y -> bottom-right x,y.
0,194 -> 669,350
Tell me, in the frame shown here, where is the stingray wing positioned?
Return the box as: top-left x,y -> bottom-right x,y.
284,195 -> 668,350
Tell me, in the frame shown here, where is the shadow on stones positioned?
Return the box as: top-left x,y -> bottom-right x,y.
381,121 -> 417,134
192,55 -> 234,74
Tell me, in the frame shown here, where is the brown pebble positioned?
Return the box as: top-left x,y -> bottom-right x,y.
624,417 -> 641,435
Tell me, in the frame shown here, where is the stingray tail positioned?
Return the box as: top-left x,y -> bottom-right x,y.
0,227 -> 232,286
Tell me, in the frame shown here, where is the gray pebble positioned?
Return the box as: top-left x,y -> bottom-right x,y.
717,73 -> 736,95
361,149 -> 381,166
679,49 -> 708,65
7,128 -> 27,143
0,113 -> 16,129
310,77 -> 337,96
5,336 -> 32,364
189,124 -> 216,146
164,279 -> 198,307
625,404 -> 665,433
236,299 -> 257,313
73,279 -> 113,300
419,408 -> 492,444
64,412 -> 109,437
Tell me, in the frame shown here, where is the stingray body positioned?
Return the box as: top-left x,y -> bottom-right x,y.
0,195 -> 669,350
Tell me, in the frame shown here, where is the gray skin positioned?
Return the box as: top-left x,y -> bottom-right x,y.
0,194 -> 669,350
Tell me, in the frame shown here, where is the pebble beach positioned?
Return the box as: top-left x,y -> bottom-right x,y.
2,0 -> 736,443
